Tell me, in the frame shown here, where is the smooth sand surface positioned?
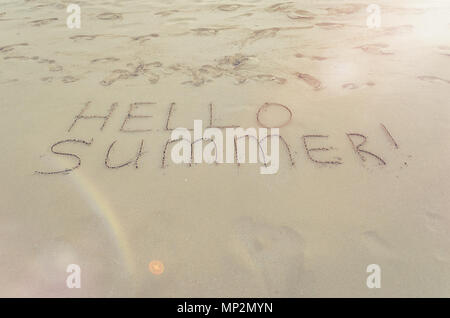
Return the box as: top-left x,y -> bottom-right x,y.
0,0 -> 449,297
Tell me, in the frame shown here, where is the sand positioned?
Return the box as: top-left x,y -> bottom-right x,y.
0,0 -> 449,297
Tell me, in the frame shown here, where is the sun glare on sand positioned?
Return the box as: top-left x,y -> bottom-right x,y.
149,260 -> 165,275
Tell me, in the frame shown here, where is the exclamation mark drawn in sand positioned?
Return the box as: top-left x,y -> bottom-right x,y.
380,123 -> 399,149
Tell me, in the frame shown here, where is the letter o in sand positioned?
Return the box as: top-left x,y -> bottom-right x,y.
148,260 -> 165,275
256,102 -> 292,128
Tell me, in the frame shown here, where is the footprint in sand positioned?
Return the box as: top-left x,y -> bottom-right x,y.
325,4 -> 365,15
168,17 -> 197,23
69,35 -> 101,41
294,72 -> 323,90
295,53 -> 328,61
251,74 -> 287,84
287,10 -> 315,20
100,69 -> 131,86
199,65 -> 223,78
4,55 -> 39,61
38,58 -> 56,64
40,77 -> 53,83
240,26 -> 312,46
229,218 -> 307,296
100,61 -> 162,86
315,22 -> 347,30
0,43 -> 28,54
265,3 -> 295,13
191,27 -> 234,36
232,12 -> 253,18
131,34 -> 159,43
91,57 -> 120,63
342,83 -> 359,90
49,64 -> 63,72
217,4 -> 243,12
311,56 -> 328,61
342,81 -> 375,90
242,28 -> 280,45
29,18 -> 58,26
61,76 -> 79,84
154,10 -> 179,17
417,75 -> 450,84
217,53 -> 258,70
5,54 -> 63,78
97,13 -> 123,21
355,43 -> 394,55
4,55 -> 29,60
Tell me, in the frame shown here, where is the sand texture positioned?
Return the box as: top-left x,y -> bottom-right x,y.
0,0 -> 449,297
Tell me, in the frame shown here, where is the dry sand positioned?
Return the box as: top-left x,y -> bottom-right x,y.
0,0 -> 449,297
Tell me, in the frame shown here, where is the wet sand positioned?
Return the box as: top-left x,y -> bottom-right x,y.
0,0 -> 449,297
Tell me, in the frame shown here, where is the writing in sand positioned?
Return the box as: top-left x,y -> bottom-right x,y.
34,100 -> 404,175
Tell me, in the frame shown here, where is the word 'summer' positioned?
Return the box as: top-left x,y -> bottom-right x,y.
170,120 -> 279,174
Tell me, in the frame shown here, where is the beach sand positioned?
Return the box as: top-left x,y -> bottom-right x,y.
0,0 -> 449,297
